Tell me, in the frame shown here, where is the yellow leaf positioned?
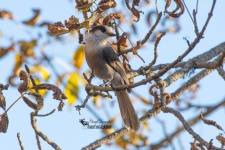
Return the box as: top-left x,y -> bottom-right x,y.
13,53 -> 23,74
29,79 -> 47,97
30,65 -> 50,81
65,73 -> 79,106
73,45 -> 85,69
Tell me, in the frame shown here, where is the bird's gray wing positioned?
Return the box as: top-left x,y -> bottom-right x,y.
102,46 -> 129,84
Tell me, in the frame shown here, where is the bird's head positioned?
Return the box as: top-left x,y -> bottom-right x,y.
85,25 -> 116,45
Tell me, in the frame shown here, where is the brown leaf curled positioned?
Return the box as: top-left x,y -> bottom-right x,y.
117,32 -> 128,47
164,0 -> 184,18
102,13 -> 121,26
31,84 -> 67,101
75,0 -> 88,8
97,0 -> 116,13
75,0 -> 92,12
200,112 -> 224,131
0,113 -> 9,133
23,92 -> 43,111
133,0 -> 140,6
78,31 -> 84,44
131,8 -> 141,22
17,70 -> 29,94
64,15 -> 80,30
216,133 -> 225,148
0,84 -> 8,110
48,22 -> 68,36
23,9 -> 40,26
0,94 -> 6,110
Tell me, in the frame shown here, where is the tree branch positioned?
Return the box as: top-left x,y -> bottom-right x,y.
162,107 -> 223,150
151,97 -> 225,149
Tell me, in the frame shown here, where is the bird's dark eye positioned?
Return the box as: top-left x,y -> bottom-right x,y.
101,27 -> 106,33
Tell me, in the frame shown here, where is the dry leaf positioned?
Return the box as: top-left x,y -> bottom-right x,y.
131,8 -> 141,22
0,10 -> 14,19
19,40 -> 36,57
23,9 -> 40,26
97,0 -> 116,13
0,94 -> 6,110
217,133 -> 225,148
0,45 -> 14,58
17,70 -> 29,94
64,15 -> 80,30
32,84 -> 67,101
22,92 -> 43,111
76,1 -> 93,12
75,0 -> 89,8
164,0 -> 184,18
78,31 -> 84,44
117,32 -> 128,47
48,22 -> 69,36
102,13 -> 121,26
0,113 -> 9,133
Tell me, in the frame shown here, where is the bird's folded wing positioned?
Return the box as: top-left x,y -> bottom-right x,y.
102,46 -> 129,85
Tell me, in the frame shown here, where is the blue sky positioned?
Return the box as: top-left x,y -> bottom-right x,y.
1,0 -> 225,150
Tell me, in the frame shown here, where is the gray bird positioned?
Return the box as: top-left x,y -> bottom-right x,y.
84,25 -> 140,131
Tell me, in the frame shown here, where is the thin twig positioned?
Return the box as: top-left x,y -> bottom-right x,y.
30,112 -> 61,150
196,0 -> 199,13
155,0 -> 158,14
181,0 -> 194,23
35,109 -> 56,117
17,133 -> 24,150
75,95 -> 91,114
1,92 -> 26,115
162,107 -> 223,150
145,32 -> 166,70
35,133 -> 42,150
120,12 -> 162,55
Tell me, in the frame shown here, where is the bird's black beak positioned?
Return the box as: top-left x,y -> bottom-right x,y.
106,32 -> 116,36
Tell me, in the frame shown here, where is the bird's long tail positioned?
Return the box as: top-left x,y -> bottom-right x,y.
116,90 -> 140,131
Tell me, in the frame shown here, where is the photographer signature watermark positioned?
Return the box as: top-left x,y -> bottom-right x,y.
79,118 -> 112,129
